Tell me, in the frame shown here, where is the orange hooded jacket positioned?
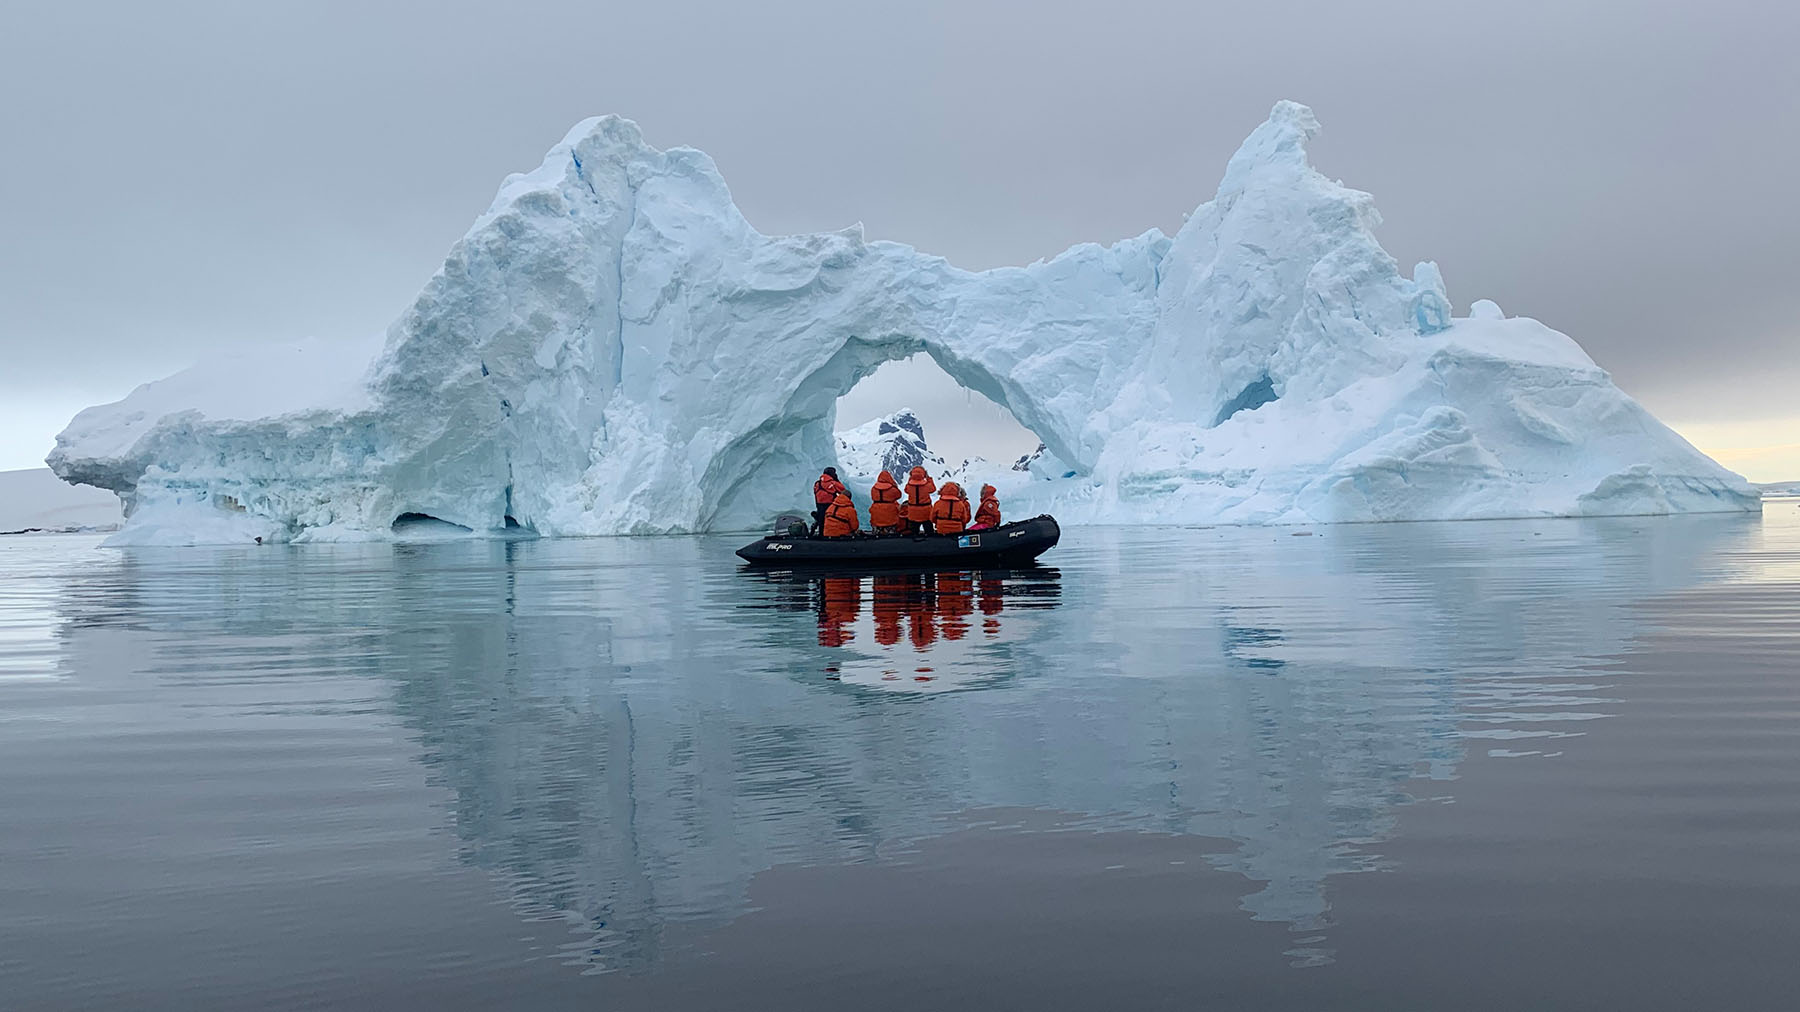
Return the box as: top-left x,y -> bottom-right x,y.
822,490 -> 860,537
869,471 -> 903,529
932,482 -> 971,534
903,467 -> 937,523
813,470 -> 846,506
973,484 -> 1001,528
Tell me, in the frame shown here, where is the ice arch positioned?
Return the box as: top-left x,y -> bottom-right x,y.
693,333 -> 1037,528
696,323 -> 1105,530
326,114 -> 1169,537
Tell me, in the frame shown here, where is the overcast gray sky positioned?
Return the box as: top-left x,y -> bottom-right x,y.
3,0 -> 1796,477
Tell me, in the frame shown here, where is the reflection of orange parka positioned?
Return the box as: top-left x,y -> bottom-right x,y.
822,490 -> 860,537
937,571 -> 973,641
973,484 -> 1001,528
908,598 -> 937,650
979,575 -> 1005,635
817,576 -> 861,647
869,471 -> 903,530
932,482 -> 971,534
903,467 -> 937,523
871,574 -> 907,646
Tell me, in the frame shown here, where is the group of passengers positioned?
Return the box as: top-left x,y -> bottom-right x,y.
810,465 -> 1000,538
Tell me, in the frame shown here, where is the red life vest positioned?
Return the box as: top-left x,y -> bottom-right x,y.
869,472 -> 903,528
822,493 -> 860,537
932,484 -> 970,535
973,497 -> 1001,528
904,467 -> 936,521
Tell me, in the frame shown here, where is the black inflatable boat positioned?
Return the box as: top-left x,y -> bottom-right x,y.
736,515 -> 1061,567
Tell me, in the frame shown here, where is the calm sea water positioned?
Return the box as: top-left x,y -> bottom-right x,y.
2,509 -> 1797,1010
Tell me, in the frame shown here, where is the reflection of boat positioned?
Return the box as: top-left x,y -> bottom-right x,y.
810,569 -> 1059,650
736,564 -> 1063,687
791,567 -> 1063,690
735,515 -> 1061,567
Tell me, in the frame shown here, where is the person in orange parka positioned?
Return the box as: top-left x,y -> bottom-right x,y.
869,470 -> 903,533
821,489 -> 860,538
932,482 -> 971,535
811,467 -> 846,535
903,466 -> 936,534
970,483 -> 1001,530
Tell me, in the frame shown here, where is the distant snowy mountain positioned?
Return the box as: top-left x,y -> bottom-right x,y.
834,409 -> 944,480
1012,443 -> 1045,472
1005,441 -> 1078,481
0,467 -> 122,533
835,410 -> 1019,493
1755,480 -> 1800,496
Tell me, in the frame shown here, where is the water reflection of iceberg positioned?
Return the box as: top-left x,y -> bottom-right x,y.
46,516 -> 1756,972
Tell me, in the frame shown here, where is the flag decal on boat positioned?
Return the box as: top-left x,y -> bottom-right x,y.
959,534 -> 980,548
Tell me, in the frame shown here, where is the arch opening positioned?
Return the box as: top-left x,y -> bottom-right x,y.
391,512 -> 473,536
696,331 -> 1084,532
834,355 -> 1043,477
1213,373 -> 1278,426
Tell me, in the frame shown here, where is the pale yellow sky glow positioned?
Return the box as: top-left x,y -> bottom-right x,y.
1669,417 -> 1800,484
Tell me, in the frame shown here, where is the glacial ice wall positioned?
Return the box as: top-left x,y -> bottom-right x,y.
48,102 -> 1758,543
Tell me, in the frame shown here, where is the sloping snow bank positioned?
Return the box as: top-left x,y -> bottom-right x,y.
979,314 -> 1754,524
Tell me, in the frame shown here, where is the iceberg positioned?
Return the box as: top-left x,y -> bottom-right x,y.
49,101 -> 1757,544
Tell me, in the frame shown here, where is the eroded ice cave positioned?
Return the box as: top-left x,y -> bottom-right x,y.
49,101 -> 1758,543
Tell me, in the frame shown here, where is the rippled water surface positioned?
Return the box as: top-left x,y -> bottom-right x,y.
3,511 -> 1797,1009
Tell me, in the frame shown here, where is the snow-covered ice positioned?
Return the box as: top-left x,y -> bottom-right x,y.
48,101 -> 1758,544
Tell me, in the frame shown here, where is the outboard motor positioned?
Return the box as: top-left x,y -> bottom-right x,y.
770,513 -> 810,538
